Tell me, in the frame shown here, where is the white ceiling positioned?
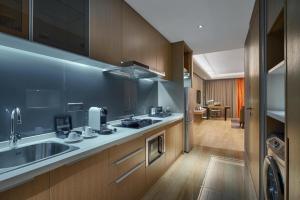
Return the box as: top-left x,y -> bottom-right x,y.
125,0 -> 255,54
194,48 -> 245,79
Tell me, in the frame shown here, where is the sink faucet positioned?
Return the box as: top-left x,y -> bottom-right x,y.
9,107 -> 22,148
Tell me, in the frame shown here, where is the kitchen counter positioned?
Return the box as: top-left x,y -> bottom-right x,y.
0,113 -> 183,192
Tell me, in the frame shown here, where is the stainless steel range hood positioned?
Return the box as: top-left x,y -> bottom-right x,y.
104,61 -> 165,79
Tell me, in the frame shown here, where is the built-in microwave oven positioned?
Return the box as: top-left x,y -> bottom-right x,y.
146,131 -> 165,166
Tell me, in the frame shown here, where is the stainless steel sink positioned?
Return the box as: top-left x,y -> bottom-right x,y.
0,142 -> 79,174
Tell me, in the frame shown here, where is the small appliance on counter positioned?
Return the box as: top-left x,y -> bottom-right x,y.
54,115 -> 73,139
88,107 -> 116,135
149,106 -> 172,118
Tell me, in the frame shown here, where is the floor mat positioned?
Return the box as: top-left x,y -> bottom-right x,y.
198,156 -> 246,200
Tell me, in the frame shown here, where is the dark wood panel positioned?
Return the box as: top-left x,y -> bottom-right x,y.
267,11 -> 284,70
33,0 -> 89,56
90,0 -> 123,66
244,1 -> 260,197
287,0 -> 300,199
267,0 -> 284,32
0,0 -> 29,38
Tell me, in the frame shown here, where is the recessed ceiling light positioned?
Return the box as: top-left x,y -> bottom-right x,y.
198,25 -> 203,29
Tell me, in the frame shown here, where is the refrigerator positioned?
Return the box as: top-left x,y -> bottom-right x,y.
184,87 -> 194,153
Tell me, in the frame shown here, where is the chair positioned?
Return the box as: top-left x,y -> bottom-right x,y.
240,106 -> 245,128
210,108 -> 222,118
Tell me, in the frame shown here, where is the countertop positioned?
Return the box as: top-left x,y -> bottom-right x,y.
0,113 -> 183,192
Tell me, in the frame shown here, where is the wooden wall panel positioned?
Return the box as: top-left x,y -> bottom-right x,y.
287,0 -> 300,199
244,1 -> 260,198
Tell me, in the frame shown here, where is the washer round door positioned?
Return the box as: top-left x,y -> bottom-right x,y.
263,156 -> 284,200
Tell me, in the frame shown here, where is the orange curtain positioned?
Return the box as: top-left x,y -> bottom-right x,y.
236,78 -> 245,118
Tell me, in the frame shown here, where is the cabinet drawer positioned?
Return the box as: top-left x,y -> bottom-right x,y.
111,161 -> 146,200
109,136 -> 145,181
109,136 -> 144,163
110,146 -> 145,181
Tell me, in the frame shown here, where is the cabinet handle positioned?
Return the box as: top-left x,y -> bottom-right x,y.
115,161 -> 144,184
114,147 -> 144,166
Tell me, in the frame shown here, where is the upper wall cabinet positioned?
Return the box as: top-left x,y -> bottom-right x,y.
122,3 -> 171,77
33,0 -> 89,56
90,0 -> 123,66
156,34 -> 171,77
0,0 -> 29,38
122,3 -> 156,71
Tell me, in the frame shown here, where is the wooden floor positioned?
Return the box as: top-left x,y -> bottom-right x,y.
142,119 -> 248,200
193,118 -> 244,152
141,147 -> 245,200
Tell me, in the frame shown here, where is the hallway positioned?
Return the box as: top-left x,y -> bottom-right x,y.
141,147 -> 249,200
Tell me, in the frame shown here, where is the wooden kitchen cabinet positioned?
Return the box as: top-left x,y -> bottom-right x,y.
49,150 -> 110,200
165,124 -> 176,167
146,154 -> 166,189
165,121 -> 184,164
110,162 -> 146,200
122,2 -> 156,70
109,135 -> 146,200
175,121 -> 184,158
90,0 -> 123,66
145,129 -> 167,189
33,0 -> 89,56
0,0 -> 29,39
109,136 -> 145,182
0,173 -> 50,200
156,34 -> 171,77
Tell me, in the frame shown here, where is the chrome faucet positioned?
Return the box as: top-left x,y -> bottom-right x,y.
9,107 -> 22,148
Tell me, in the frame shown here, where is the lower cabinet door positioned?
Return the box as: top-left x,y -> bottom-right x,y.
146,154 -> 166,189
111,161 -> 146,200
165,124 -> 176,167
175,122 -> 184,157
50,150 -> 110,200
0,173 -> 50,200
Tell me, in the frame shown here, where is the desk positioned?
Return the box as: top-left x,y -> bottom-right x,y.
204,106 -> 230,121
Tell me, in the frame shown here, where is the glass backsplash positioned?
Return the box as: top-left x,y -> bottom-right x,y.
0,46 -> 158,141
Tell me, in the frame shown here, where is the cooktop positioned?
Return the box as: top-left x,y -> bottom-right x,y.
114,118 -> 162,129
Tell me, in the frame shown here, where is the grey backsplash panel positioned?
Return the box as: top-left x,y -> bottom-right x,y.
158,81 -> 184,113
0,47 -> 158,141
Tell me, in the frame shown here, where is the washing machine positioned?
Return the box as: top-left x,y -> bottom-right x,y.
263,136 -> 285,200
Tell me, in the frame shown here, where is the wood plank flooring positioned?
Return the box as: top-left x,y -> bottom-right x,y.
141,147 -> 245,200
193,118 -> 244,152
